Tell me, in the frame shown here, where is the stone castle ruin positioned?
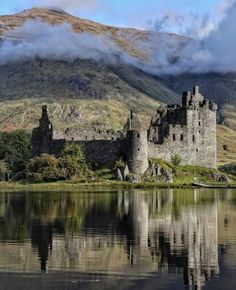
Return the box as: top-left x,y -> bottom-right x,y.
32,86 -> 217,175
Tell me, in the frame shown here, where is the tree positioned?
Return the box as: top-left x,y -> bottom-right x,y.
171,154 -> 182,166
27,154 -> 62,182
26,144 -> 90,182
0,130 -> 31,174
59,143 -> 89,180
0,160 -> 10,181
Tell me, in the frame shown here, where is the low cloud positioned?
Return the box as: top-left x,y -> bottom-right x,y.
143,0 -> 236,74
1,1 -> 236,75
0,20 -> 134,65
148,12 -> 217,39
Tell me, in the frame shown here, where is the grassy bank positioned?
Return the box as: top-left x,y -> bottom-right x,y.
0,180 -> 192,192
1,179 -> 236,192
1,159 -> 235,192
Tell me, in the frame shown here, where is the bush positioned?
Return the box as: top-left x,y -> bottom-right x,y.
0,160 -> 10,181
59,143 -> 89,180
171,154 -> 182,166
26,144 -> 92,182
26,154 -> 62,182
114,159 -> 126,170
126,173 -> 140,183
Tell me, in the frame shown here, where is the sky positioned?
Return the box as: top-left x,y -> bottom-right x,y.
0,0 -> 231,34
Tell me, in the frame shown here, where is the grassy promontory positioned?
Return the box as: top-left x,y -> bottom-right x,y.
1,165 -> 236,192
0,180 -> 197,192
0,181 -> 189,192
1,181 -> 236,192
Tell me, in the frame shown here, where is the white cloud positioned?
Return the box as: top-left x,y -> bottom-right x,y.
2,0 -> 236,75
0,20 -> 133,65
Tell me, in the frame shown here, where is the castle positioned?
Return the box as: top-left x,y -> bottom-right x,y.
32,86 -> 217,174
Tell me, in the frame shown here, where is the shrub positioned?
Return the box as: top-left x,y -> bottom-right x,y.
171,154 -> 182,166
0,160 -> 10,181
126,173 -> 140,183
26,154 -> 62,182
59,143 -> 89,180
114,159 -> 126,170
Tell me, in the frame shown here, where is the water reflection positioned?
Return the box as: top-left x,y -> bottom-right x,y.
0,189 -> 236,289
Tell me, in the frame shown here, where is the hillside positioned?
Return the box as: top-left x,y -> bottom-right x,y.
0,8 -> 182,131
0,8 -> 187,60
217,125 -> 236,165
0,8 -> 236,165
0,58 -> 181,131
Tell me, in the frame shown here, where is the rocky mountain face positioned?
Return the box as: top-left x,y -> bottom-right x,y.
0,8 -> 236,163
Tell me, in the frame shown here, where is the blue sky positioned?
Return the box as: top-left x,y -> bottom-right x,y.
0,0 -> 228,32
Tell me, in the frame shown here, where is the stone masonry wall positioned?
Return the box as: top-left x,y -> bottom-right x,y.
79,140 -> 127,166
52,139 -> 127,167
148,105 -> 217,168
54,128 -> 125,141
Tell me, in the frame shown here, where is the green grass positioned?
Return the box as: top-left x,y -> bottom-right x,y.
1,179 -> 236,192
0,160 -> 235,192
0,180 -> 190,192
175,164 -> 236,183
149,158 -> 175,171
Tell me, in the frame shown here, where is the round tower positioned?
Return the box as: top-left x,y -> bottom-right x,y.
127,130 -> 149,175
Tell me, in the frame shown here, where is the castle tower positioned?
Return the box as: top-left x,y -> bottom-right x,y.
125,110 -> 141,131
147,86 -> 217,169
31,105 -> 53,156
185,87 -> 217,168
126,111 -> 149,175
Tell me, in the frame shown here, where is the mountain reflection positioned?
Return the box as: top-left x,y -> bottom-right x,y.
0,189 -> 235,289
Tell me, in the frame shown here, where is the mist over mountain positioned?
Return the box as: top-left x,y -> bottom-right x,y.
2,1 -> 236,74
1,6 -> 236,151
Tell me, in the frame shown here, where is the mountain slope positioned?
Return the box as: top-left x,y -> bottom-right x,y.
0,8 -> 185,60
1,8 -> 236,165
0,8 -> 183,131
0,57 -> 182,131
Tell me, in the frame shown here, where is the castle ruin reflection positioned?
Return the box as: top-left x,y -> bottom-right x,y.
0,189 -> 230,289
118,190 -> 219,290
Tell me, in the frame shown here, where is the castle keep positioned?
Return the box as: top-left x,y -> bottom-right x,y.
32,86 -> 217,174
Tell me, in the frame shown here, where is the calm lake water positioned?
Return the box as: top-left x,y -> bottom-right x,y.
0,189 -> 236,290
